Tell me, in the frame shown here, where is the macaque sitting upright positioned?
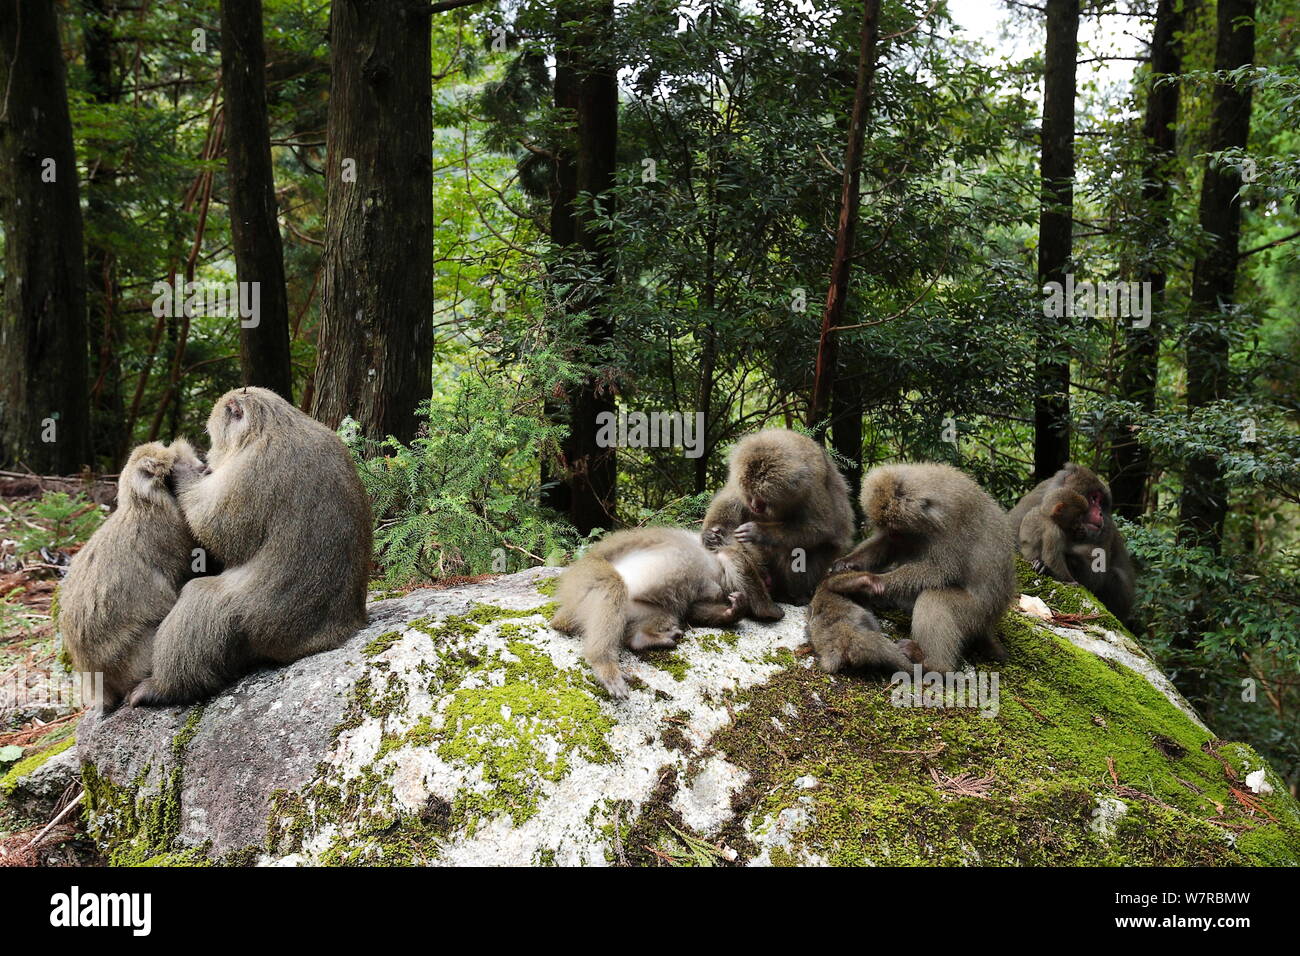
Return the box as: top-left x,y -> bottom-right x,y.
701,429 -> 855,605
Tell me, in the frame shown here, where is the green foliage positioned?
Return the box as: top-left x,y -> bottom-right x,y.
347,372 -> 581,587
9,492 -> 105,558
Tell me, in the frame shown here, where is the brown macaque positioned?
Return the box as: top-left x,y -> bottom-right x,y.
701,429 -> 854,605
825,462 -> 1016,672
61,440 -> 207,711
127,387 -> 372,707
1008,462 -> 1136,627
806,578 -> 924,674
551,527 -> 783,698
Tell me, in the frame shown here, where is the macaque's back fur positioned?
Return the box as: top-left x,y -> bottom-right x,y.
61,441 -> 202,710
133,387 -> 372,705
552,526 -> 776,697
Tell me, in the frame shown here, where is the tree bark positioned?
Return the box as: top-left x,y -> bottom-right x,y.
221,0 -> 294,400
548,0 -> 618,534
1108,0 -> 1188,520
807,0 -> 880,433
312,0 -> 432,442
1033,0 -> 1079,483
82,0 -> 129,467
1178,0 -> 1255,547
0,0 -> 92,473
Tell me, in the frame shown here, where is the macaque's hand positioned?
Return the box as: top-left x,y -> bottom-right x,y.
702,526 -> 728,549
733,521 -> 771,546
831,555 -> 864,574
828,570 -> 885,597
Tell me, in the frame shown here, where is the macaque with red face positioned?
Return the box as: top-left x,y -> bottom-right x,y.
1008,463 -> 1135,627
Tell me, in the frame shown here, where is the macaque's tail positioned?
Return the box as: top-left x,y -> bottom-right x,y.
807,589 -> 917,673
552,558 -> 631,698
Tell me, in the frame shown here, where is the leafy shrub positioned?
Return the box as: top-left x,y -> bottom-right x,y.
345,372 -> 581,587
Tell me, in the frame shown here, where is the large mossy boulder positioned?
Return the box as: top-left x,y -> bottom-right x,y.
70,566 -> 1300,866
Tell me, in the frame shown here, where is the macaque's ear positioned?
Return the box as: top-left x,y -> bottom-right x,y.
1050,502 -> 1067,520
131,455 -> 171,499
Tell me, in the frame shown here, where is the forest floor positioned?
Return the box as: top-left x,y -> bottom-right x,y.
0,474 -> 113,866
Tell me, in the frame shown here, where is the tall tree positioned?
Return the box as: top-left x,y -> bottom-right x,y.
548,0 -> 618,533
312,0 -> 432,441
1178,0 -> 1255,545
807,0 -> 881,436
221,0 -> 294,399
1033,0 -> 1079,483
1109,0 -> 1189,520
82,0 -> 128,466
0,0 -> 92,473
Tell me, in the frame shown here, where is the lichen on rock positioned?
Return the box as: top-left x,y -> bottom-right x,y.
61,565 -> 1300,867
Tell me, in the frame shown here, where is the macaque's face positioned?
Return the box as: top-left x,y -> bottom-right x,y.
737,446 -> 814,518
864,472 -> 942,535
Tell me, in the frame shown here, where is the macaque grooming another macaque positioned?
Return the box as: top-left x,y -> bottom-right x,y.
701,429 -> 854,604
824,462 -> 1016,673
1008,462 -> 1136,627
127,387 -> 372,706
61,440 -> 207,711
552,527 -> 783,698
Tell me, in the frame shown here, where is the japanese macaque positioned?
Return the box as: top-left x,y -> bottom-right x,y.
824,462 -> 1016,673
1008,463 -> 1136,627
551,527 -> 784,698
60,439 -> 207,711
806,580 -> 924,673
701,429 -> 855,605
127,387 -> 372,707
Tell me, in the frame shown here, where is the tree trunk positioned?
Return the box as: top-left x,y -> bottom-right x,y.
0,0 -> 92,473
221,0 -> 294,400
312,0 -> 432,442
1033,0 -> 1079,483
830,376 -> 864,503
807,0 -> 880,433
1108,0 -> 1188,520
82,0 -> 129,467
1178,0 -> 1255,547
549,0 -> 618,534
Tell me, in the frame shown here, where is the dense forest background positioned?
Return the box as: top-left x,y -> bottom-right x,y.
0,0 -> 1296,791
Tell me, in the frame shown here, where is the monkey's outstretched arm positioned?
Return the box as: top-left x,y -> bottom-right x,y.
830,559 -> 956,600
830,531 -> 892,574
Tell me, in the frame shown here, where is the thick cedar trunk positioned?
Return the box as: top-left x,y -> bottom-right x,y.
221,0 -> 294,400
83,0 -> 128,467
549,1 -> 618,534
1109,0 -> 1188,520
807,0 -> 880,433
1178,0 -> 1255,546
0,0 -> 92,472
1033,0 -> 1079,483
312,0 -> 433,442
